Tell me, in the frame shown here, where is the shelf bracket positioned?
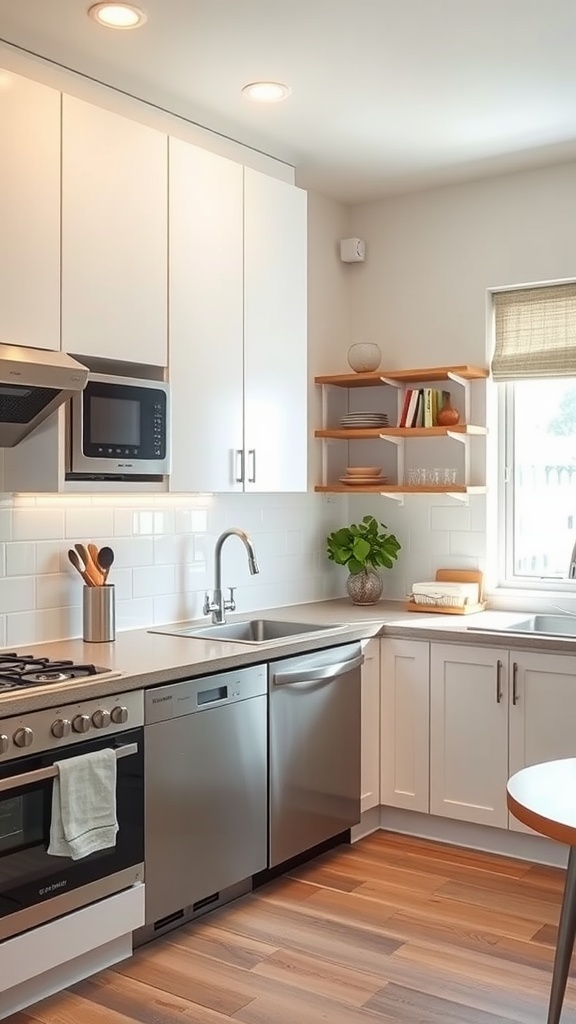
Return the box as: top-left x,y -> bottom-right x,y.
379,377 -> 403,388
446,492 -> 471,504
379,491 -> 405,505
447,371 -> 470,423
446,430 -> 468,444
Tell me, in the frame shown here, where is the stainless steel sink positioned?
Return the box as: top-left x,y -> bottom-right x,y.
470,614 -> 576,637
153,619 -> 341,645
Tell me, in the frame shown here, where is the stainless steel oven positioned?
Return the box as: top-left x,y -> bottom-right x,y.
67,372 -> 170,479
0,689 -> 144,941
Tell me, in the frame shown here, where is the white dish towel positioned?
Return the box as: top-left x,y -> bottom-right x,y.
48,748 -> 118,860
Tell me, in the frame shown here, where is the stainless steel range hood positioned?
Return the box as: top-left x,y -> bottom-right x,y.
0,344 -> 88,447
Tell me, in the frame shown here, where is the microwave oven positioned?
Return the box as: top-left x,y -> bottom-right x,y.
67,372 -> 170,478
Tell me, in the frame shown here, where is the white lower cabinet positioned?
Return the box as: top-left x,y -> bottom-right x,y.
368,638 -> 576,833
508,649 -> 576,832
430,643 -> 509,827
380,638 -> 430,813
360,639 -> 381,812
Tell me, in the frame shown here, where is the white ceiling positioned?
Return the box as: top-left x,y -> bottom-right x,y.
2,0 -> 576,203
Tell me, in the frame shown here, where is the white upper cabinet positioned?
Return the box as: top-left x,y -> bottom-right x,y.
243,168 -> 307,492
0,73 -> 60,350
61,96 -> 167,365
169,151 -> 307,494
168,139 -> 244,493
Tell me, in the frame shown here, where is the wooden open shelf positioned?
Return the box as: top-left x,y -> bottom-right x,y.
315,365 -> 489,388
315,424 -> 487,440
315,484 -> 487,494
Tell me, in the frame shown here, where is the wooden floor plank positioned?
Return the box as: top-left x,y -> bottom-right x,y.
5,831 -> 574,1024
70,972 -> 234,1024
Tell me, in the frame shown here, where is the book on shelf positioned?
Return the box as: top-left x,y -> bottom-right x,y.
405,388 -> 420,428
412,388 -> 424,427
398,389 -> 413,427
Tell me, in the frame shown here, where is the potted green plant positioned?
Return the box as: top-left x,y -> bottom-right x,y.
326,514 -> 401,605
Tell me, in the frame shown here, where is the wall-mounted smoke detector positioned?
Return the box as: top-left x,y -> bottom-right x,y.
88,3 -> 147,29
242,82 -> 291,103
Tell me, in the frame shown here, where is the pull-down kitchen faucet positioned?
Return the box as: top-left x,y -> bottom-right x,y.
203,528 -> 260,624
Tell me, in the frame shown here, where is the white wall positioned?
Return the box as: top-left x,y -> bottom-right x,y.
347,160 -> 576,598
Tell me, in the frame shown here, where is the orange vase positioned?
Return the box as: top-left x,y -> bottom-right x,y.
437,390 -> 460,426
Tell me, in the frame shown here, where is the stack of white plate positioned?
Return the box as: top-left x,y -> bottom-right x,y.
340,412 -> 389,428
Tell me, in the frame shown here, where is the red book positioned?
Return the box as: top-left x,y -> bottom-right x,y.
398,389 -> 413,427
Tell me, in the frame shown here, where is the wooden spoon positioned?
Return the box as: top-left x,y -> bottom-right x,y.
88,542 -> 105,585
74,543 -> 102,587
68,548 -> 95,587
97,546 -> 115,584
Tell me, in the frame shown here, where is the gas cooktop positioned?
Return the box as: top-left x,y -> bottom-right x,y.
0,654 -> 111,691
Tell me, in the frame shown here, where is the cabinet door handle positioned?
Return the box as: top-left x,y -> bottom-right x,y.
235,449 -> 244,483
248,449 -> 256,483
496,659 -> 503,703
512,661 -> 519,705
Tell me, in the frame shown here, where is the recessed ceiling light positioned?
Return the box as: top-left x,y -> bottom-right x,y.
88,3 -> 147,29
242,81 -> 291,103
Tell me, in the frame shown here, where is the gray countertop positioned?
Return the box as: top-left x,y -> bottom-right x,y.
1,600 -> 574,718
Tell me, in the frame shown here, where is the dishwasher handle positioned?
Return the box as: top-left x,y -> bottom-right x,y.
272,653 -> 364,687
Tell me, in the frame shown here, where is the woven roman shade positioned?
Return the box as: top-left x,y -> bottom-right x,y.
492,283 -> 576,381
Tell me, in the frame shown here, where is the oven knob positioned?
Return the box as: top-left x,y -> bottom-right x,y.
110,705 -> 128,725
51,719 -> 71,739
72,714 -> 91,734
0,734 -> 9,754
92,709 -> 111,729
13,727 -> 34,748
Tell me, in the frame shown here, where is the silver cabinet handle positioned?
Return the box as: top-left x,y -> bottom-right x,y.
0,742 -> 138,794
235,449 -> 244,483
273,654 -> 364,687
512,661 -> 519,705
248,449 -> 256,483
496,659 -> 503,703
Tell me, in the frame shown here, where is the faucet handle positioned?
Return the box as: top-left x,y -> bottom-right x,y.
225,587 -> 236,612
203,591 -> 212,615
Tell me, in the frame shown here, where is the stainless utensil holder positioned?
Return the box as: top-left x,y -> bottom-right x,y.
83,584 -> 115,642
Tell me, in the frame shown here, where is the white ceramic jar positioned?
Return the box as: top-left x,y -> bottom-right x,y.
347,342 -> 381,373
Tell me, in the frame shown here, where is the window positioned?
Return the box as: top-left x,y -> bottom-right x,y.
494,283 -> 576,588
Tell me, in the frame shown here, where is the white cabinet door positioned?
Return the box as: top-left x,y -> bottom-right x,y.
168,139 -> 244,493
508,649 -> 576,832
360,638 -> 381,812
244,168 -> 307,492
0,73 -> 60,350
380,639 -> 430,813
62,96 -> 167,365
430,643 -> 508,827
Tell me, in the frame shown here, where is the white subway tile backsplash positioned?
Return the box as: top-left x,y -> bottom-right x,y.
12,508 -> 64,541
133,564 -> 175,598
6,543 -> 35,576
36,573 -> 78,610
65,507 -> 115,539
430,504 -> 471,532
0,489 -> 489,646
450,531 -> 485,558
0,510 -> 11,542
0,576 -> 35,613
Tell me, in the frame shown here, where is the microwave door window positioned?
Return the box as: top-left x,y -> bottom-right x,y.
89,396 -> 141,447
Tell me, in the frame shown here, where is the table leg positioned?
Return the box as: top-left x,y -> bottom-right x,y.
548,846 -> 576,1024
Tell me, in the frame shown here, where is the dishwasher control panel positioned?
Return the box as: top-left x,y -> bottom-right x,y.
145,663 -> 267,723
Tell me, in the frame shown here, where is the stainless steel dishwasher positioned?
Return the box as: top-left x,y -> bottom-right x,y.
268,642 -> 363,867
143,664 -> 267,932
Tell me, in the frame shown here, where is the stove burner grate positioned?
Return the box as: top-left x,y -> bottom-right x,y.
0,654 -> 103,690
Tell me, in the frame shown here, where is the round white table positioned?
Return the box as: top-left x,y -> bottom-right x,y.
508,758 -> 576,1024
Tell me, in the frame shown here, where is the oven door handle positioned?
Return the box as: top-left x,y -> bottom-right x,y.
0,742 -> 138,794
